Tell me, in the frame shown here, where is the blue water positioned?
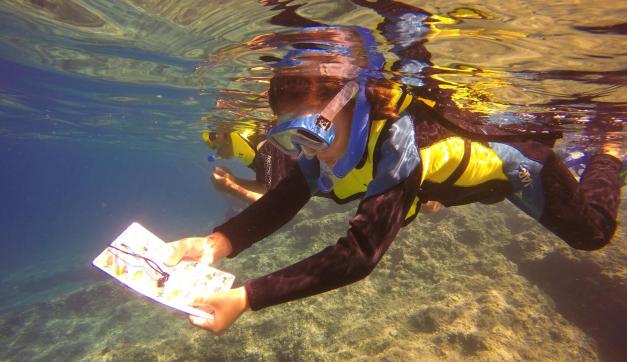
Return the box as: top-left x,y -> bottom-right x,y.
0,134 -> 258,309
0,58 -> 254,312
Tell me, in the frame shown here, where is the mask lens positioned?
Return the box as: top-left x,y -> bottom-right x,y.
291,129 -> 328,151
269,128 -> 330,157
269,130 -> 300,156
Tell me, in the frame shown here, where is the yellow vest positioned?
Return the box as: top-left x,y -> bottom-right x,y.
229,131 -> 256,166
327,96 -> 509,223
328,91 -> 421,222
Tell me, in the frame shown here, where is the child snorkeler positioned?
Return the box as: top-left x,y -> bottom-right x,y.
165,7 -> 624,334
204,128 -> 445,211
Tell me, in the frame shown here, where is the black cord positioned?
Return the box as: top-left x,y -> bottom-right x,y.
108,245 -> 170,287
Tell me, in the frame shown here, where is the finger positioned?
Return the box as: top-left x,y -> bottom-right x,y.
188,296 -> 208,307
163,240 -> 187,267
214,167 -> 226,176
199,252 -> 214,265
153,244 -> 175,264
189,315 -> 225,335
189,315 -> 215,331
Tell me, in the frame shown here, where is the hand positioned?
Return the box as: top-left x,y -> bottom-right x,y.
211,167 -> 235,190
188,286 -> 249,334
420,201 -> 443,215
164,232 -> 233,266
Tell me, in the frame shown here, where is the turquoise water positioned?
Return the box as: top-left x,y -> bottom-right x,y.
1,1 -> 625,361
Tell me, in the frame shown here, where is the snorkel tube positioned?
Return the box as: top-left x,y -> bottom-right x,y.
331,27 -> 384,178
316,26 -> 385,192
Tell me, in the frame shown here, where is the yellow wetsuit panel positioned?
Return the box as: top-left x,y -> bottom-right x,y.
420,137 -> 508,186
456,142 -> 508,186
332,119 -> 387,200
419,137 -> 466,184
229,131 -> 256,166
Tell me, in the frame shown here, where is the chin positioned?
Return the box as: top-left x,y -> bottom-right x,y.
320,159 -> 336,167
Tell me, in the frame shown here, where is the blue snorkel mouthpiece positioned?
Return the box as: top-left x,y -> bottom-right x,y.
317,162 -> 335,193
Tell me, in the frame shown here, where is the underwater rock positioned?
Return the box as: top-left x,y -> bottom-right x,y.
409,306 -> 456,333
443,331 -> 489,356
107,345 -> 159,362
0,200 -> 624,361
457,228 -> 482,246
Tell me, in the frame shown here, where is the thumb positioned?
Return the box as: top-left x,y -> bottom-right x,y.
189,315 -> 221,333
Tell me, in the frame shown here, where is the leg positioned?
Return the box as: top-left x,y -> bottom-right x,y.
539,152 -> 622,250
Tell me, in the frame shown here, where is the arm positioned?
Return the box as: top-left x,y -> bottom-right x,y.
212,167 -> 265,203
220,180 -> 265,203
244,169 -> 419,310
214,163 -> 312,257
166,160 -> 312,334
229,176 -> 268,194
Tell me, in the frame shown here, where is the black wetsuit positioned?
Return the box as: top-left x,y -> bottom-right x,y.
213,0 -> 622,311
215,102 -> 622,311
249,141 -> 296,191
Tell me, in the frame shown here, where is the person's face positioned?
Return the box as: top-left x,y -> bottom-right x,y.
214,133 -> 233,159
299,106 -> 352,168
275,80 -> 353,167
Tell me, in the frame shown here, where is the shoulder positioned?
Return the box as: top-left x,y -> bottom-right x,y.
366,113 -> 420,197
383,113 -> 417,146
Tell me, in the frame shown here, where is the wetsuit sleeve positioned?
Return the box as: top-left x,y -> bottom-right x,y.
256,141 -> 298,190
244,169 -> 419,311
213,164 -> 311,257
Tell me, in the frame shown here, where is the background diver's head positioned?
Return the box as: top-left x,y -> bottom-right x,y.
203,131 -> 234,159
204,130 -> 258,166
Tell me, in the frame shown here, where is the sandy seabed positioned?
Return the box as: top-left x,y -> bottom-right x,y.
1,196 -> 626,362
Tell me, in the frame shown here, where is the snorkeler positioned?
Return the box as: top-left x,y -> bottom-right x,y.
204,128 -> 445,213
203,130 -> 296,203
165,5 -> 623,334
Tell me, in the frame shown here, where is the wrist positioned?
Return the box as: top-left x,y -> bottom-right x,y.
237,286 -> 250,312
207,231 -> 233,259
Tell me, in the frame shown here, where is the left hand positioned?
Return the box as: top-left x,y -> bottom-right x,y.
188,286 -> 249,335
163,233 -> 232,267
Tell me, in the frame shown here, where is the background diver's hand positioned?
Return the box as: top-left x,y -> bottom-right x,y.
164,232 -> 233,266
188,286 -> 249,335
211,166 -> 235,190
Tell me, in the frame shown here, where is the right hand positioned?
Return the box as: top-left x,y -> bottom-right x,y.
164,232 -> 233,267
211,167 -> 234,190
187,286 -> 249,335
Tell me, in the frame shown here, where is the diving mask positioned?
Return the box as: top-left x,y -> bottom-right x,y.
267,80 -> 359,157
